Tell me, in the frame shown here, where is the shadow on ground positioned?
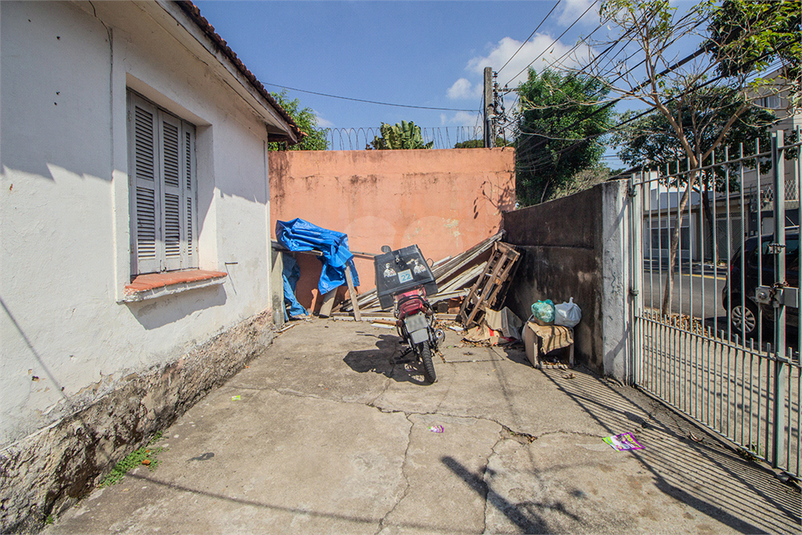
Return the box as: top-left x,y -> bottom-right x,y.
344,332 -> 436,385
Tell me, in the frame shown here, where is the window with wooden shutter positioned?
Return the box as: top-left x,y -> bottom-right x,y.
128,92 -> 198,276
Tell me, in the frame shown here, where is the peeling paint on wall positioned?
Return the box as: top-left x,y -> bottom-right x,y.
0,310 -> 274,533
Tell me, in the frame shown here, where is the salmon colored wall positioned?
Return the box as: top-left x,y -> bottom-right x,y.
270,148 -> 516,311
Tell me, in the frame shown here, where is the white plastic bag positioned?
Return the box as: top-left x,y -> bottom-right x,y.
554,297 -> 581,328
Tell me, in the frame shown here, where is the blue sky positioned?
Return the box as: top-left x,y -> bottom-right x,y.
194,1 -> 604,130
193,0 -> 697,149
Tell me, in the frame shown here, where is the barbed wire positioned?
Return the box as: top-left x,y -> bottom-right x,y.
322,126 -> 486,151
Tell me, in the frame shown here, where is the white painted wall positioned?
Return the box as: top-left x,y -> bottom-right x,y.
0,1 -> 277,445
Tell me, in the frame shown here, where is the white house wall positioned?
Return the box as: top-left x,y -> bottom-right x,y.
0,2 -> 279,527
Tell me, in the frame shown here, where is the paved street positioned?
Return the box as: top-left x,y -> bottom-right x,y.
44,319 -> 800,534
642,267 -> 728,325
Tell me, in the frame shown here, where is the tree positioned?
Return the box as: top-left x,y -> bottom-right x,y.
584,0 -> 799,315
453,138 -> 512,149
368,121 -> 433,150
515,69 -> 613,206
707,0 -> 800,108
553,164 -> 613,199
614,87 -> 775,261
268,90 -> 328,151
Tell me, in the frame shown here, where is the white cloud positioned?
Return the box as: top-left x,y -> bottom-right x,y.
447,78 -> 481,100
313,112 -> 334,129
440,111 -> 481,127
465,35 -> 589,89
445,22 -> 597,106
557,0 -> 600,26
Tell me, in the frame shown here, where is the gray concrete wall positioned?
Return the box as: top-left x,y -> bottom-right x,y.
502,180 -> 631,378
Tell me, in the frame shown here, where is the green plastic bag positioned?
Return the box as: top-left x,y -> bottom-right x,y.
531,299 -> 555,324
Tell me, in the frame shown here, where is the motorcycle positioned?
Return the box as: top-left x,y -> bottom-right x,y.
375,245 -> 444,384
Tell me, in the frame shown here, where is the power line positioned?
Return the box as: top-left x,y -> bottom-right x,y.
515,57 -> 787,174
502,0 -> 600,87
497,0 -> 563,75
514,39 -> 717,167
263,82 -> 477,112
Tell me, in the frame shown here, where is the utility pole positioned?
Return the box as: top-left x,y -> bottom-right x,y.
483,67 -> 494,148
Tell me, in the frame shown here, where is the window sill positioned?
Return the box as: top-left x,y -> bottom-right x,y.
122,270 -> 227,303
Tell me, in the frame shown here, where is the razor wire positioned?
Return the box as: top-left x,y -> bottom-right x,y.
323,126 -> 486,151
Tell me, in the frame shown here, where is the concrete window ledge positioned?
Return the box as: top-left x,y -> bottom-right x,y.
122,270 -> 227,303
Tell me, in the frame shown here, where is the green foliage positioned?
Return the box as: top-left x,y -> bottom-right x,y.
614,86 -> 776,183
600,0 -> 685,49
454,139 -> 484,149
551,165 -> 612,199
598,0 -> 797,313
99,432 -> 165,487
515,69 -> 613,206
453,138 -> 512,149
368,121 -> 434,150
268,90 -> 328,151
707,0 -> 801,88
45,514 -> 55,525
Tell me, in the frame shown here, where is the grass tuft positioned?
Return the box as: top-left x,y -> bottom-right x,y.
99,432 -> 165,487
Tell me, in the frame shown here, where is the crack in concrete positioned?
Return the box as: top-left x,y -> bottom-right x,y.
433,363 -> 455,414
366,355 -> 397,408
478,432 -> 512,534
262,385 -> 605,450
274,388 -> 326,400
375,413 -> 415,535
534,429 -> 605,440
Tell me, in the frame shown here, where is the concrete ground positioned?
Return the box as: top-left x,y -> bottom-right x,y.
46,319 -> 800,534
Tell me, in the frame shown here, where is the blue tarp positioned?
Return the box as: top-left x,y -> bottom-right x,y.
282,255 -> 308,319
276,218 -> 360,296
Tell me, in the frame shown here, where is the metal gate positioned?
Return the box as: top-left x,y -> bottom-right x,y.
628,129 -> 801,481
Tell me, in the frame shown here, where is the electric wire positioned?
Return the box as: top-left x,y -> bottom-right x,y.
515,57 -> 788,174
514,49 -> 786,170
262,81 -> 476,112
502,0 -> 600,87
513,28 -> 719,167
496,0 -> 563,75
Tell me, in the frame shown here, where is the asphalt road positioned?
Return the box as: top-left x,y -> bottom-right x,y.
642,268 -> 728,327
642,266 -> 800,349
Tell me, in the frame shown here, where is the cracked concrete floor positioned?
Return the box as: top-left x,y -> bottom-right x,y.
46,319 -> 800,534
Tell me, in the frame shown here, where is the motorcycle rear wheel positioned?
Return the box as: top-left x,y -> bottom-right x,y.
418,342 -> 436,384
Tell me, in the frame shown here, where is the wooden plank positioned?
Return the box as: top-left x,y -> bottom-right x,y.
342,232 -> 503,313
432,232 -> 502,282
345,266 -> 361,322
318,288 -> 338,318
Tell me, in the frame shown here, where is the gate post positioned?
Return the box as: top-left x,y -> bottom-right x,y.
628,173 -> 644,385
771,130 -> 788,469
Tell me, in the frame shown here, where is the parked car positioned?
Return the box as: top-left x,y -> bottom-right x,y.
722,229 -> 799,340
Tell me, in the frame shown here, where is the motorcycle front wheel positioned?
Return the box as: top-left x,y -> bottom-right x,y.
417,342 -> 436,384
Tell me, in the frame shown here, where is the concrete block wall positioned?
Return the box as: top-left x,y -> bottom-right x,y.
502,180 -> 631,379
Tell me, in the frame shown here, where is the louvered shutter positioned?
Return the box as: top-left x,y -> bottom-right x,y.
130,96 -> 161,274
182,124 -> 198,268
129,91 -> 198,276
159,113 -> 183,271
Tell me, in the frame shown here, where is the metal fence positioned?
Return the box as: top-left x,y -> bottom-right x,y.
629,128 -> 802,481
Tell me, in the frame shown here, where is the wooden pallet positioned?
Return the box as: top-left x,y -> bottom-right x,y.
458,241 -> 520,329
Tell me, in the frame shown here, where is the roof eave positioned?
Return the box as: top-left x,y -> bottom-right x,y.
167,1 -> 302,145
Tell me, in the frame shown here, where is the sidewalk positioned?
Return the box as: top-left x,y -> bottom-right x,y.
45,319 -> 800,534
